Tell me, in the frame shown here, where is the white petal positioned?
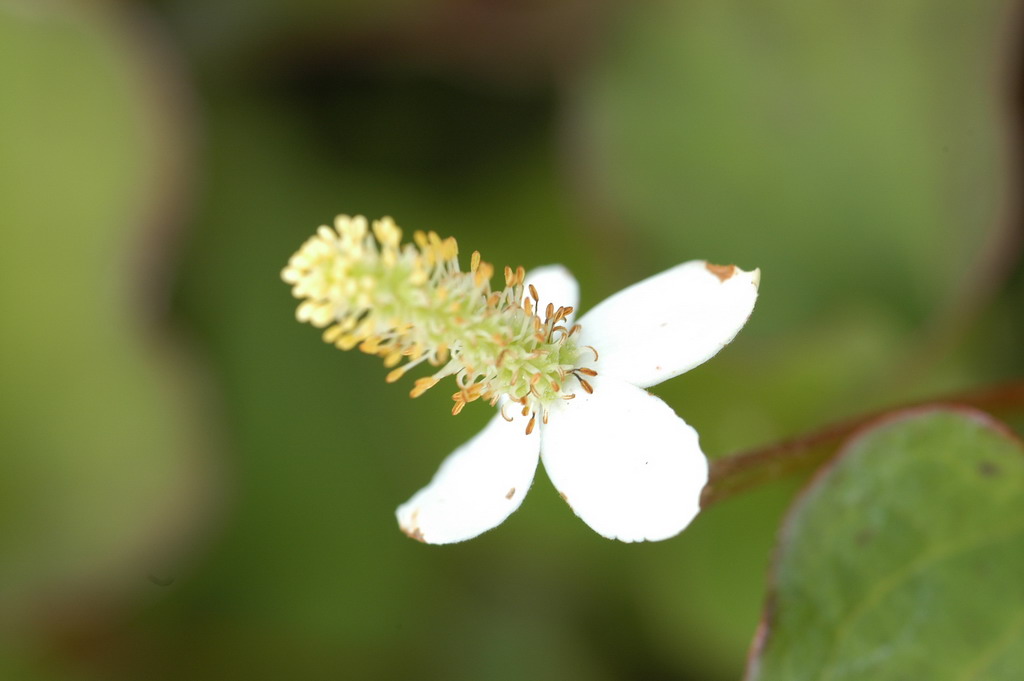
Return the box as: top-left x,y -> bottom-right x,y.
577,261 -> 759,388
524,265 -> 579,325
396,411 -> 540,544
540,376 -> 707,542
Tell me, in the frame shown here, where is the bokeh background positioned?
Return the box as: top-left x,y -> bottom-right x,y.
3,0 -> 1022,679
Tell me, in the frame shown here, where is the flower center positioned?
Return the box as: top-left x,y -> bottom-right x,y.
281,215 -> 598,431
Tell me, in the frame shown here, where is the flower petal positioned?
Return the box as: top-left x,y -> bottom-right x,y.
540,376 -> 707,542
577,261 -> 759,388
396,411 -> 540,544
524,265 -> 579,325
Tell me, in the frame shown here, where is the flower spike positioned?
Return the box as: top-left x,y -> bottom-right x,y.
282,216 -> 595,427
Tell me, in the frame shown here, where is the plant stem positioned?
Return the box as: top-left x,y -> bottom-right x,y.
700,379 -> 1024,509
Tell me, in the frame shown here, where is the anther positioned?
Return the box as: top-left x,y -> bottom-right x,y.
410,377 -> 438,398
474,262 -> 493,286
578,378 -> 593,394
525,415 -> 537,435
578,367 -> 598,377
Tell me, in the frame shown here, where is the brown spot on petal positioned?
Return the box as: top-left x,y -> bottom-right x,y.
706,262 -> 736,282
559,491 -> 571,508
402,510 -> 426,542
402,524 -> 426,543
506,487 -> 516,500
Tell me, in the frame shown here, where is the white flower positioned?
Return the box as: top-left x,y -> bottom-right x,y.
396,261 -> 760,544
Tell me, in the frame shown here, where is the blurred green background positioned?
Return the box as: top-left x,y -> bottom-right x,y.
1,0 -> 1021,679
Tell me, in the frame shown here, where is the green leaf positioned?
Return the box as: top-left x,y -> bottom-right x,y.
577,0 -> 1013,330
748,408 -> 1024,680
0,3 -> 212,615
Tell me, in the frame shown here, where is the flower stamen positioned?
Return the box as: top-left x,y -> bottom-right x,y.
526,415 -> 537,435
282,215 -> 598,420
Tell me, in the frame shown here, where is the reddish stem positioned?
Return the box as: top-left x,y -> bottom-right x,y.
700,379 -> 1024,509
